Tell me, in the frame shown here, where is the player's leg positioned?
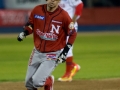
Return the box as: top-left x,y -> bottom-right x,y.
66,46 -> 80,76
58,38 -> 80,81
25,48 -> 41,90
31,51 -> 59,90
27,88 -> 37,90
26,61 -> 55,90
44,73 -> 54,90
25,49 -> 57,90
31,60 -> 56,90
58,24 -> 80,81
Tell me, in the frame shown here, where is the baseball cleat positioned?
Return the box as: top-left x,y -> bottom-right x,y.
58,64 -> 80,82
50,75 -> 54,90
58,76 -> 72,82
44,75 -> 54,90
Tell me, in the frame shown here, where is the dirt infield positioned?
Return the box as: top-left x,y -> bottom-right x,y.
0,78 -> 120,90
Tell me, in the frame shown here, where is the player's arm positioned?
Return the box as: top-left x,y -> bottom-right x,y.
70,0 -> 84,23
17,10 -> 34,41
72,2 -> 83,23
56,13 -> 77,64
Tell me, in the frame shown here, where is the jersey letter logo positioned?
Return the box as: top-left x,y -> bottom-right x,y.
50,24 -> 60,34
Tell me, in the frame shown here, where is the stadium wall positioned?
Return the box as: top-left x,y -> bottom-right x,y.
77,7 -> 120,32
0,8 -> 120,33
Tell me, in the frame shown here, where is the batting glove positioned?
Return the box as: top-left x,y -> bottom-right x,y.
57,51 -> 67,63
56,43 -> 72,64
17,32 -> 26,41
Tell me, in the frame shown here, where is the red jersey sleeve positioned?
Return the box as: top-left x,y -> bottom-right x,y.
75,2 -> 84,16
63,12 -> 77,45
24,7 -> 35,35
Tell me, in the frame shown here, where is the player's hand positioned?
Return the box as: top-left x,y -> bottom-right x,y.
56,43 -> 72,64
56,51 -> 67,64
17,32 -> 26,41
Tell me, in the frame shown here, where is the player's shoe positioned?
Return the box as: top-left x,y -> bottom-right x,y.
44,75 -> 54,90
50,75 -> 54,90
58,64 -> 80,82
27,88 -> 37,90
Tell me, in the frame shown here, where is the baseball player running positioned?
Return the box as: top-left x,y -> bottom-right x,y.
58,0 -> 84,81
17,0 -> 77,90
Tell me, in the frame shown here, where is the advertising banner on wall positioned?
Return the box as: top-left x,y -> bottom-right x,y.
4,0 -> 46,9
0,10 -> 30,26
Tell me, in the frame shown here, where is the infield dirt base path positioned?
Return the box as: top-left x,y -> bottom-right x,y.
0,79 -> 120,90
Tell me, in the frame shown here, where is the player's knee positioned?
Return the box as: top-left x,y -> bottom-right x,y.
25,79 -> 32,88
25,82 -> 34,90
32,78 -> 45,88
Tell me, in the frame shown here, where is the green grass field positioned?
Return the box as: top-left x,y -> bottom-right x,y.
0,32 -> 120,82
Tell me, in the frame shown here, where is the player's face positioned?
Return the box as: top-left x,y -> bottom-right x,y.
46,0 -> 60,8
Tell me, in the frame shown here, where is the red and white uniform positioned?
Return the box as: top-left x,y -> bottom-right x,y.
24,4 -> 77,89
59,0 -> 83,30
59,0 -> 83,57
25,4 -> 77,52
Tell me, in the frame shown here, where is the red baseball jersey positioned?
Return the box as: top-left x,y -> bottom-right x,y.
25,4 -> 77,52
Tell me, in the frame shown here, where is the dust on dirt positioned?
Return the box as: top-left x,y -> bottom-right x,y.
0,78 -> 120,90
